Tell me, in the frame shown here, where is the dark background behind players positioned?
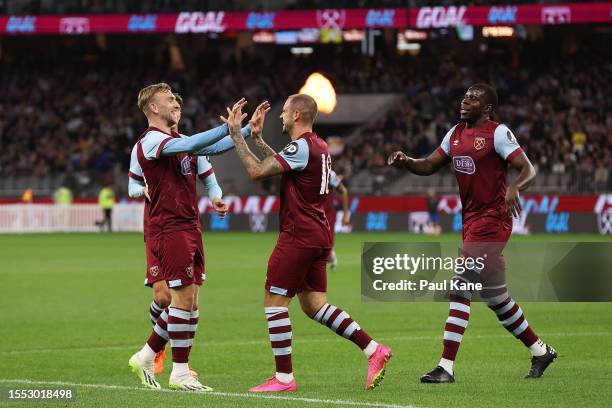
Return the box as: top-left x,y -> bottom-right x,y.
0,3 -> 609,199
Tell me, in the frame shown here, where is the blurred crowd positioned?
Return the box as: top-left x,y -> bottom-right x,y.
0,37 -> 610,193
334,48 -> 612,192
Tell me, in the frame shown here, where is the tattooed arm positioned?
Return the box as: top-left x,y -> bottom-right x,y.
228,124 -> 284,180
248,100 -> 275,158
253,135 -> 276,159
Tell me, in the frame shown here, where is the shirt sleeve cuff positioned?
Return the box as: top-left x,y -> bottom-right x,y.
274,153 -> 291,172
506,147 -> 523,162
198,168 -> 214,179
155,137 -> 172,159
128,171 -> 144,182
436,146 -> 449,157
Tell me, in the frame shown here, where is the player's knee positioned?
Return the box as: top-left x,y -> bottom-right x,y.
153,290 -> 171,309
171,286 -> 196,310
300,298 -> 327,318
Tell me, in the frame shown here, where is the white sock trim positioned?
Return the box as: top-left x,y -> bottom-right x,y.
172,362 -> 190,377
439,358 -> 454,375
275,372 -> 294,383
529,339 -> 547,357
363,340 -> 378,358
139,343 -> 156,363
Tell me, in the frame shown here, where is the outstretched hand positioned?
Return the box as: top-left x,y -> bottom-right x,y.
249,101 -> 271,137
387,151 -> 409,166
220,98 -> 248,130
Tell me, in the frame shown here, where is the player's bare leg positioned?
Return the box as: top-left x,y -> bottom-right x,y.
299,291 -> 392,390
167,284 -> 211,392
249,291 -> 297,392
150,281 -> 171,375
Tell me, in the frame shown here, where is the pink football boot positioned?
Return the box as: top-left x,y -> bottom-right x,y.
249,376 -> 297,393
365,344 -> 392,390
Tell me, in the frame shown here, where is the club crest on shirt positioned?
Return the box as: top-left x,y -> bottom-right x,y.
180,156 -> 192,176
185,265 -> 193,278
149,265 -> 159,277
283,142 -> 299,156
453,155 -> 476,174
474,137 -> 486,150
507,130 -> 518,145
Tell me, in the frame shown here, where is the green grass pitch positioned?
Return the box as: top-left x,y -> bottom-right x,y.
1,232 -> 611,407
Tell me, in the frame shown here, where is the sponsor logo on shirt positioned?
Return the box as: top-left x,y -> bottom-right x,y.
474,137 -> 486,150
453,156 -> 476,174
180,156 -> 193,176
283,141 -> 299,155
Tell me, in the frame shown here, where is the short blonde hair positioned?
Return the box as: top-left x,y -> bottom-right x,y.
289,94 -> 318,124
137,82 -> 172,114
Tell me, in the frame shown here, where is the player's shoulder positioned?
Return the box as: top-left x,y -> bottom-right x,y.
493,122 -> 516,139
493,122 -> 511,133
138,127 -> 172,144
446,122 -> 463,135
303,132 -> 329,152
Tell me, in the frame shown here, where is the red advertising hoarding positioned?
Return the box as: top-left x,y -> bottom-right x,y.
0,3 -> 609,35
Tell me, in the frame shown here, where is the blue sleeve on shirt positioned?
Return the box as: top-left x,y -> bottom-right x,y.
193,125 -> 251,156
128,177 -> 145,198
128,144 -> 143,178
329,170 -> 341,188
141,131 -> 172,160
494,124 -> 522,160
203,172 -> 223,201
439,125 -> 457,156
161,123 -> 229,156
277,138 -> 309,171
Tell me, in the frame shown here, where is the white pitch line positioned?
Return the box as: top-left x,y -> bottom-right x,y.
1,331 -> 609,356
0,379 -> 416,408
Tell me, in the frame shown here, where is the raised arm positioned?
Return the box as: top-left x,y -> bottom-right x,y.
249,101 -> 275,158
388,125 -> 455,175
192,125 -> 251,156
221,101 -> 284,180
161,123 -> 229,155
387,149 -> 449,175
160,98 -> 247,156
